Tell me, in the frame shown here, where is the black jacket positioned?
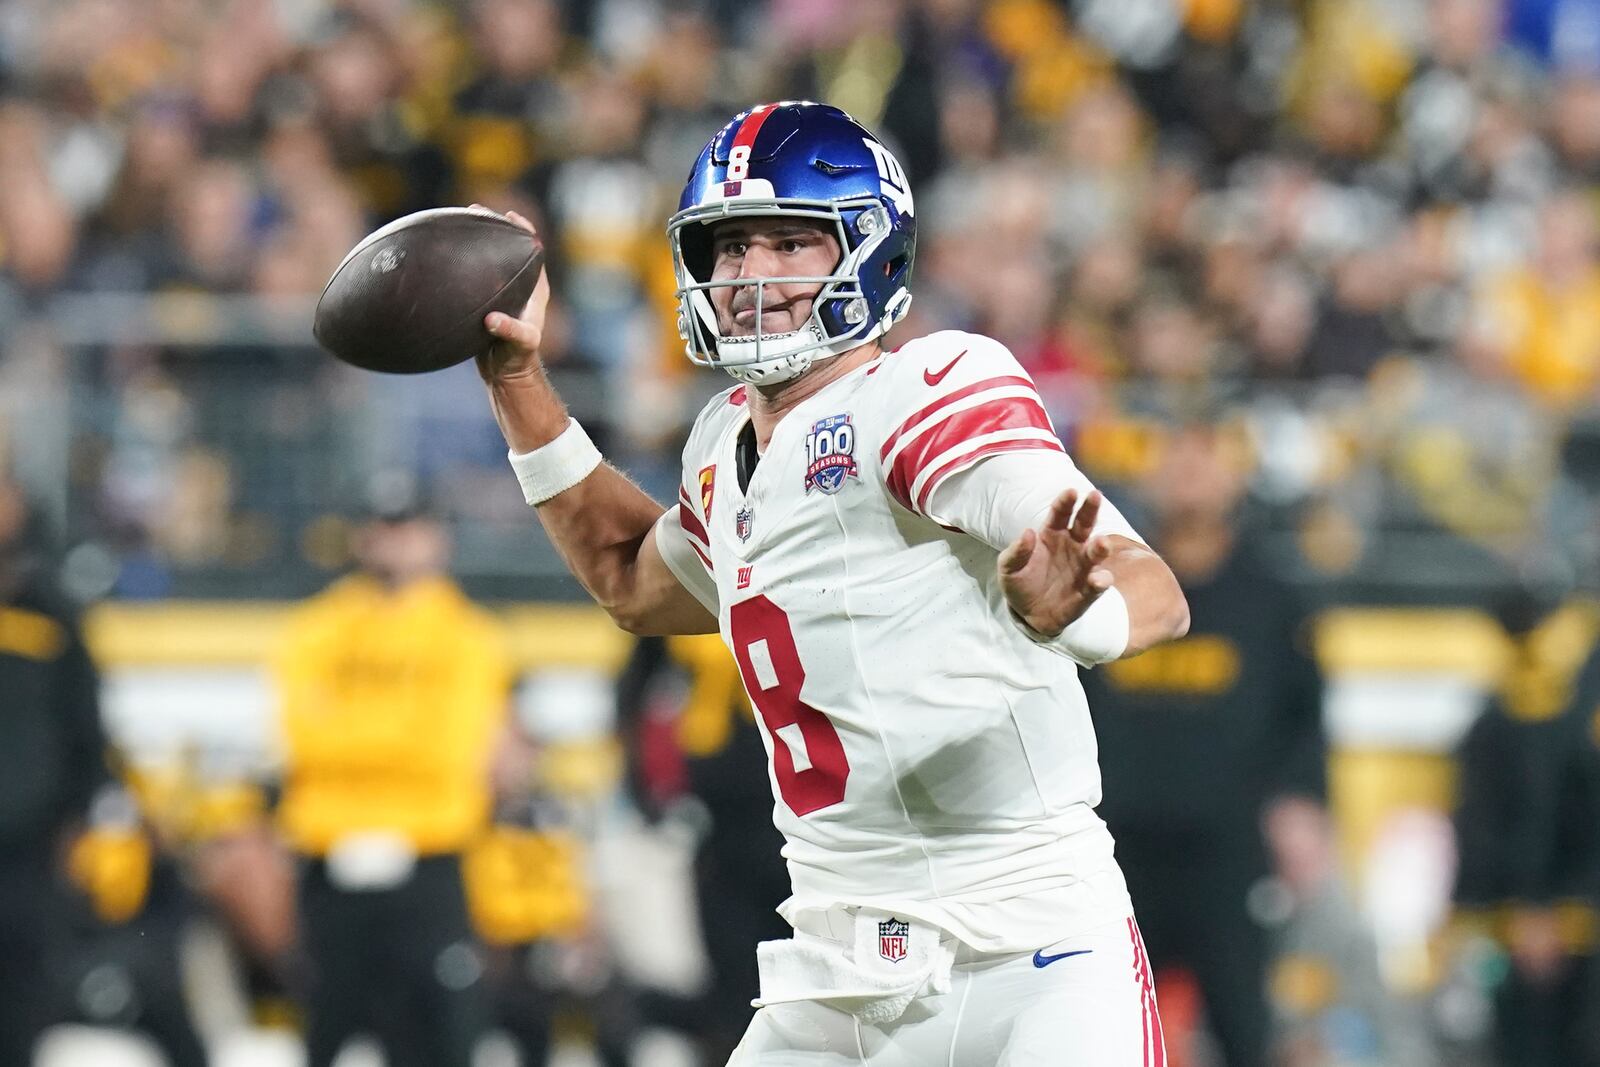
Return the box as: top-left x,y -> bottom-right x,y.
1083,538 -> 1327,841
1456,638 -> 1600,908
0,576 -> 108,852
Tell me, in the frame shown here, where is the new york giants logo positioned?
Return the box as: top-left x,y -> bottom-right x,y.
863,140 -> 914,218
878,918 -> 909,963
804,413 -> 858,495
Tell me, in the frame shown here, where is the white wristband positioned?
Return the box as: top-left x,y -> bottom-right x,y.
507,418 -> 602,505
1021,586 -> 1129,666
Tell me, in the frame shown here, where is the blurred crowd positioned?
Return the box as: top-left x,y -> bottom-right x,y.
0,0 -> 1596,596
8,436 -> 1593,1067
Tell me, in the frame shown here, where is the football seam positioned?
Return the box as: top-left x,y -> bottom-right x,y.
318,208 -> 522,297
416,245 -> 545,352
312,210 -> 529,331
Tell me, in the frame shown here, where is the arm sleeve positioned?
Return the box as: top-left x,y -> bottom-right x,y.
1264,607 -> 1328,804
56,613 -> 110,823
926,449 -> 1147,666
653,505 -> 718,615
1502,717 -> 1571,903
923,450 -> 1147,553
1453,707 -> 1513,907
1502,648 -> 1600,903
614,635 -> 670,820
877,334 -> 1076,521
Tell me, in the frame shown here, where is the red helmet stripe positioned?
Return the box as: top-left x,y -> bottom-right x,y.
729,102 -> 778,157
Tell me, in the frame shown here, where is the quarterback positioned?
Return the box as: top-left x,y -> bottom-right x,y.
478,102 -> 1189,1064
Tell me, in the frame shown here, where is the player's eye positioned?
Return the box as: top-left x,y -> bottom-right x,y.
719,240 -> 747,257
780,239 -> 805,253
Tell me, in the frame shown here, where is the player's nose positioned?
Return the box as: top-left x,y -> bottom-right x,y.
737,240 -> 782,279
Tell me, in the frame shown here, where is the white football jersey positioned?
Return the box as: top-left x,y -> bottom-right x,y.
654,330 -> 1142,953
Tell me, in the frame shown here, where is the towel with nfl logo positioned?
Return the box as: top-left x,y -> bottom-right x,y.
752,910 -> 955,1025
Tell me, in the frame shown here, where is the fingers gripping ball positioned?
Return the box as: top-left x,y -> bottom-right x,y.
314,207 -> 544,374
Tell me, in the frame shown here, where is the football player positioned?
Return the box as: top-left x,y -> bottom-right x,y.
477,101 -> 1190,1064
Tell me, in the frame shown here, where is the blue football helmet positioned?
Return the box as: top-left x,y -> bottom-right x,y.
668,101 -> 917,386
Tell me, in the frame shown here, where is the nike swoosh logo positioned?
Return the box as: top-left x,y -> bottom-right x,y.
1033,948 -> 1093,968
922,349 -> 968,387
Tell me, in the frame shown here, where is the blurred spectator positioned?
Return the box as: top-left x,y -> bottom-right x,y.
0,479 -> 111,1063
1453,592 -> 1600,1067
272,486 -> 512,1067
1551,73 -> 1600,181
163,159 -> 259,292
617,634 -> 790,1064
63,783 -> 209,1067
1471,189 -> 1600,409
469,722 -> 636,1067
0,104 -> 79,296
1264,798 -> 1429,1067
1084,423 -> 1328,1067
1302,247 -> 1406,381
0,0 -> 1585,605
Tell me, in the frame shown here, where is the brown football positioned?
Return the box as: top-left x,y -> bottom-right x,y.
313,207 -> 544,374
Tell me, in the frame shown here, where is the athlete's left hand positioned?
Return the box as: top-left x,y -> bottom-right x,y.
998,488 -> 1114,637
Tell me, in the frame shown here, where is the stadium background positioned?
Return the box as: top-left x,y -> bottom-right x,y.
1,0 -> 1598,1063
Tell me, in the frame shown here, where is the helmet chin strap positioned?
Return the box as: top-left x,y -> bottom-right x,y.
717,312 -> 895,387
717,323 -> 826,385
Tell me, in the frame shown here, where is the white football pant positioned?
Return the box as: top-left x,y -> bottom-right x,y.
729,916 -> 1166,1066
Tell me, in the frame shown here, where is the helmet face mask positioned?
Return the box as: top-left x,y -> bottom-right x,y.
669,103 -> 917,387
670,196 -> 890,385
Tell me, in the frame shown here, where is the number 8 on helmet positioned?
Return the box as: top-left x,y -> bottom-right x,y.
669,101 -> 918,387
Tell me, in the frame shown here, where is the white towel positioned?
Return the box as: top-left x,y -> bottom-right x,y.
752,910 -> 955,1026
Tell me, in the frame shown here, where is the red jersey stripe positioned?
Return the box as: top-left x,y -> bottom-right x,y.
1128,918 -> 1166,1067
885,396 -> 1057,511
911,435 -> 1065,514
1141,923 -> 1166,1067
689,540 -> 713,572
678,500 -> 710,546
879,375 -> 1037,461
1129,918 -> 1151,1067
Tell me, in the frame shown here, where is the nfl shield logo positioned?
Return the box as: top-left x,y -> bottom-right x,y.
878,918 -> 909,963
735,504 -> 753,543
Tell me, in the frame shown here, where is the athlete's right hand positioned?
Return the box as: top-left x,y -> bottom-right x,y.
477,207 -> 551,384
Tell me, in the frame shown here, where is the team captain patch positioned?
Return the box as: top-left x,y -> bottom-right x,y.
804,413 -> 859,494
699,464 -> 717,518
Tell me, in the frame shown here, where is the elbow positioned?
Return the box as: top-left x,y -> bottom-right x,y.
1161,564 -> 1190,641
607,596 -> 682,637
1168,592 -> 1191,641
605,601 -> 653,636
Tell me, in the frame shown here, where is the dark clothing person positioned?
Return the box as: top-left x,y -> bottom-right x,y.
300,855 -> 487,1067
1084,539 -> 1326,1067
0,575 -> 110,1065
0,582 -> 107,853
64,853 -> 209,1067
1455,609 -> 1600,1067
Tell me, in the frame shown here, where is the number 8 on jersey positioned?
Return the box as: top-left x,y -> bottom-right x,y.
729,596 -> 851,816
